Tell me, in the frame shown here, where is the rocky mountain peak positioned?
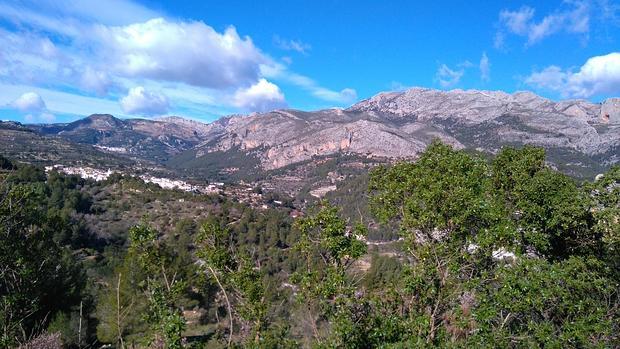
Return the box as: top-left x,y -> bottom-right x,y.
79,114 -> 125,130
155,115 -> 213,136
87,114 -> 116,120
347,87 -> 604,124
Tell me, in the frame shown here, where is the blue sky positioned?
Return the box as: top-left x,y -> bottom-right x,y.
0,0 -> 619,123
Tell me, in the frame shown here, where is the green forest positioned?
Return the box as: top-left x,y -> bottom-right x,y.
1,141 -> 619,348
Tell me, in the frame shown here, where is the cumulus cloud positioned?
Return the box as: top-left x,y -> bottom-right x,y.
480,52 -> 490,82
0,9 -> 271,92
0,1 -> 361,117
11,92 -> 47,112
9,91 -> 55,122
525,52 -> 620,98
525,66 -> 567,92
497,2 -> 590,46
274,35 -> 311,54
95,18 -> 268,89
436,64 -> 465,88
120,86 -> 169,116
233,79 -> 286,112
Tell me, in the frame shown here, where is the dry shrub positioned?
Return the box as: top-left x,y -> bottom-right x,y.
18,332 -> 62,349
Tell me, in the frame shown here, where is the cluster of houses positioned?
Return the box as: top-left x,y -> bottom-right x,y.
44,165 -> 223,194
44,165 -> 302,214
138,174 -> 223,194
45,165 -> 114,182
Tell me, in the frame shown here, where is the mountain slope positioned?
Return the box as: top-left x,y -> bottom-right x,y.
34,114 -> 210,162
14,88 -> 620,181
176,88 -> 619,178
0,120 -> 136,168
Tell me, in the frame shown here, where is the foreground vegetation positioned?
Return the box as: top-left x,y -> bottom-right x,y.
1,141 -> 618,348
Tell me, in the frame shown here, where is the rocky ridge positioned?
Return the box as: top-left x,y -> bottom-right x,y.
19,88 -> 620,179
186,88 -> 619,176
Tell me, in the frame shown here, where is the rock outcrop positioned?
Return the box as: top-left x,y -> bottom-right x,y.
601,98 -> 620,124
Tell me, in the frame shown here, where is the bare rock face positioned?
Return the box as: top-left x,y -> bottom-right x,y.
185,88 -> 618,176
601,98 -> 620,124
191,108 -> 450,170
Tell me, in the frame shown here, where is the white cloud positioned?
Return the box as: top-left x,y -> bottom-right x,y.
0,83 -> 126,116
81,67 -> 112,95
40,112 -> 56,122
500,6 -> 535,35
525,52 -> 620,98
0,19 -> 269,117
0,0 -> 361,118
436,57 -> 489,87
95,18 -> 268,89
525,66 -> 567,92
120,86 -> 169,116
0,29 -> 69,84
0,0 -> 158,34
458,61 -> 474,69
0,4 -> 278,116
8,91 -> 56,123
480,52 -> 491,82
22,112 -> 56,123
436,64 -> 464,88
313,87 -> 357,103
262,63 -> 357,104
281,56 -> 293,65
493,32 -> 505,50
0,2 -> 82,37
390,81 -> 412,91
498,2 -> 590,46
11,92 -> 46,112
233,79 -> 286,112
274,36 -> 311,54
39,37 -> 59,58
54,0 -> 159,26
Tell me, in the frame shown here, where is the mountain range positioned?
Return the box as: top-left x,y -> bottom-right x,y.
3,87 -> 620,186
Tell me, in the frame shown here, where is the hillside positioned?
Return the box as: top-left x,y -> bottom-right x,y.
184,89 -> 620,178
32,114 -> 211,163
0,120 -> 137,169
